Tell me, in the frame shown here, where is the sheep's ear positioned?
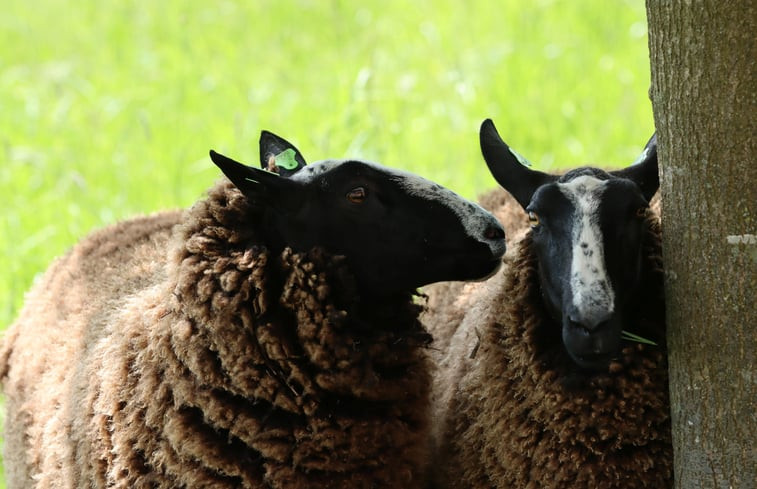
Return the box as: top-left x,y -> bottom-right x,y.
611,132 -> 659,201
259,131 -> 307,178
480,119 -> 556,210
210,150 -> 302,206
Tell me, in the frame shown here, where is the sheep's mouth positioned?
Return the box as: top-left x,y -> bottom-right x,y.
570,351 -> 617,370
562,321 -> 622,370
472,258 -> 503,281
423,240 -> 503,279
437,253 -> 502,282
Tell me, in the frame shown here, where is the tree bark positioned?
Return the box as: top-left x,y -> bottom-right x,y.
646,2 -> 756,488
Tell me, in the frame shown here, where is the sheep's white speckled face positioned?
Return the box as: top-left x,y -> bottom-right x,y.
518,171 -> 650,370
558,175 -> 615,328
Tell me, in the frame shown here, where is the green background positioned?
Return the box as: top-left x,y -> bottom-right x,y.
0,0 -> 653,483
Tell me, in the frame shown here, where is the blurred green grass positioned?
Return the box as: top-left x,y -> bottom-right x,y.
0,0 -> 652,483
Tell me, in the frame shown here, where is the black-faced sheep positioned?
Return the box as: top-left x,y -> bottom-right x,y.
0,130 -> 506,489
424,119 -> 671,488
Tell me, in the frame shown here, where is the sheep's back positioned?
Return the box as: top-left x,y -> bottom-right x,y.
0,210 -> 181,487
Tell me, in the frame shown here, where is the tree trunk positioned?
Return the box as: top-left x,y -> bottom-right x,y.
646,2 -> 756,488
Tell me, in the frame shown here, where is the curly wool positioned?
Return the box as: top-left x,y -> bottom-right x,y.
422,188 -> 528,355
426,207 -> 672,489
2,181 -> 432,489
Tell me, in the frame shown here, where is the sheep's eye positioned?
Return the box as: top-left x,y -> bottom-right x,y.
636,206 -> 648,218
347,187 -> 367,204
528,211 -> 540,227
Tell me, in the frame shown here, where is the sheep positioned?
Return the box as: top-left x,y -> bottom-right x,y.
425,161 -> 661,353
0,129 -> 507,489
423,119 -> 671,488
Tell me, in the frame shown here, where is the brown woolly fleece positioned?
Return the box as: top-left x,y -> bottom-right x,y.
423,188 -> 529,355
1,181 -> 432,489
423,200 -> 672,489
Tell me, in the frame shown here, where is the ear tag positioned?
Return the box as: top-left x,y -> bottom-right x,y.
275,148 -> 299,170
508,147 -> 532,167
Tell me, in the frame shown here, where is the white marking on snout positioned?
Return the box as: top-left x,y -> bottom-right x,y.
559,175 -> 614,328
397,173 -> 506,258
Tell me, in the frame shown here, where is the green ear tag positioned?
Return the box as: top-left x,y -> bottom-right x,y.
275,148 -> 299,170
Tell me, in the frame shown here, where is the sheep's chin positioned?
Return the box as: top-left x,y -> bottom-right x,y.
471,259 -> 503,282
562,320 -> 622,371
568,351 -> 616,371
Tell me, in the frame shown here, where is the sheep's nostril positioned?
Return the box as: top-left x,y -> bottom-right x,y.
484,225 -> 505,241
568,319 -> 589,335
569,316 -> 610,333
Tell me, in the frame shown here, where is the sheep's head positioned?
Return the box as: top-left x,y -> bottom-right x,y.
209,131 -> 506,298
480,119 -> 658,370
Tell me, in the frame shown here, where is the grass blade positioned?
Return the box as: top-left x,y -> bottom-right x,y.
621,330 -> 658,346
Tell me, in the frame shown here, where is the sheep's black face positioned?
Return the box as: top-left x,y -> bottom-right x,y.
210,133 -> 506,298
528,172 -> 651,369
479,118 -> 659,371
275,160 -> 506,295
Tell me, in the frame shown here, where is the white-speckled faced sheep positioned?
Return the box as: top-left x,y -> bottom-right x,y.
425,119 -> 671,488
0,130 -> 506,489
